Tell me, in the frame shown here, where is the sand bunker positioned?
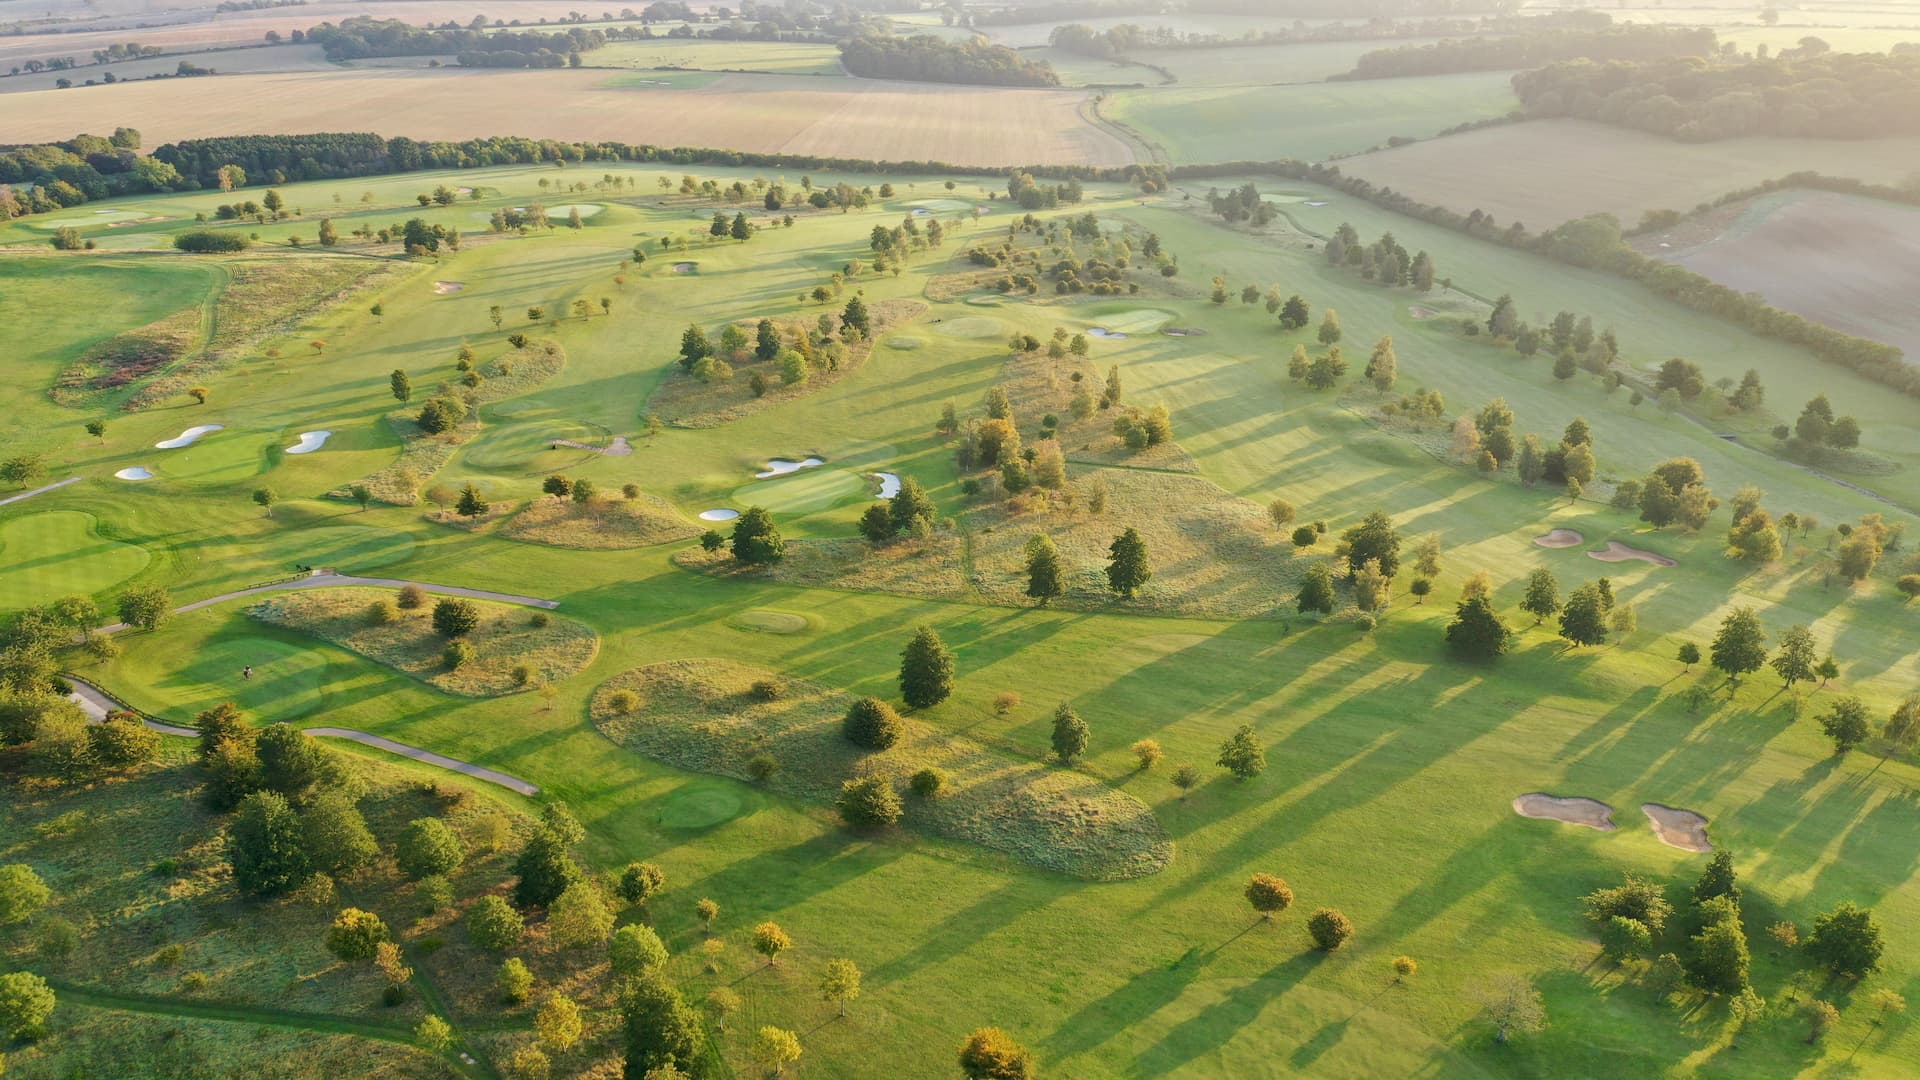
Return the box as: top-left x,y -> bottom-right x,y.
1534,529 -> 1584,549
699,508 -> 740,522
1588,541 -> 1676,567
1642,804 -> 1712,852
1408,305 -> 1439,320
114,466 -> 154,481
433,281 -> 465,295
284,430 -> 332,455
1162,327 -> 1207,337
1513,793 -> 1617,832
755,457 -> 824,478
872,472 -> 901,499
553,436 -> 632,457
155,424 -> 222,449
1086,327 -> 1128,339
671,262 -> 698,274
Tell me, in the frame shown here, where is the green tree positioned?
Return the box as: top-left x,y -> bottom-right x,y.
455,483 -> 489,518
1051,702 -> 1090,763
616,861 -> 666,907
1307,907 -> 1354,951
898,625 -> 954,709
889,476 -> 935,533
1584,874 -> 1673,934
621,968 -> 705,1077
397,817 -> 465,880
678,324 -> 711,371
1520,568 -> 1560,624
1677,642 -> 1700,671
229,790 -> 309,897
1807,901 -> 1883,977
836,774 -> 903,828
117,584 -> 172,632
431,598 -> 480,638
729,506 -> 785,564
302,792 -> 377,876
0,971 -> 55,1041
1601,916 -> 1652,963
1024,534 -> 1064,605
1710,607 -> 1769,684
843,696 -> 903,750
325,907 -> 390,962
1557,584 -> 1608,647
255,724 -> 337,797
549,882 -> 615,949
1819,696 -> 1872,755
1771,624 -> 1817,688
467,895 -> 524,951
1365,336 -> 1397,391
1690,907 -> 1751,995
841,294 -> 871,337
1105,526 -> 1152,598
511,827 -> 583,910
611,923 -> 669,977
1694,850 -> 1740,905
1337,511 -> 1402,578
0,864 -> 51,926
753,921 -> 793,966
1217,723 -> 1265,780
1446,595 -> 1510,661
820,957 -> 862,1016
1317,309 -> 1342,345
390,369 -> 411,403
1296,562 -> 1336,615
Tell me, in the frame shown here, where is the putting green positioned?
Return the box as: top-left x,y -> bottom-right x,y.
294,525 -> 419,572
729,609 -> 811,634
658,781 -> 745,829
30,208 -> 150,228
0,511 -> 151,610
1090,308 -> 1176,334
885,336 -> 924,351
547,204 -> 605,219
731,468 -> 867,514
138,635 -> 334,722
962,295 -> 1004,307
902,198 -> 974,213
457,420 -> 601,475
936,316 -> 1007,339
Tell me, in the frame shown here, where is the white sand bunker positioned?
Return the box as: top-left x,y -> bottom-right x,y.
114,466 -> 154,481
285,430 -> 332,455
1642,803 -> 1712,852
1086,327 -> 1128,339
1588,541 -> 1676,567
699,508 -> 739,522
1513,793 -> 1617,832
872,472 -> 901,498
156,424 -> 222,449
1162,327 -> 1207,337
1408,305 -> 1439,320
755,457 -> 824,478
671,262 -> 698,274
1534,529 -> 1584,549
433,281 -> 465,295
553,436 -> 632,457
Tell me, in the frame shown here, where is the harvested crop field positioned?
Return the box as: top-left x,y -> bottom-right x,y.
590,659 -> 1172,880
1,68 -> 1134,167
1338,120 -> 1920,228
1648,190 -> 1920,363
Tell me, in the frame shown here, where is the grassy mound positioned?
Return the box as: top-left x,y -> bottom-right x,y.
498,493 -> 700,550
590,659 -> 1172,880
248,587 -> 596,696
1089,307 -> 1175,334
0,510 -> 152,611
51,306 -> 198,405
728,609 -> 811,634
885,335 -> 925,350
456,419 -> 603,475
646,299 -> 926,427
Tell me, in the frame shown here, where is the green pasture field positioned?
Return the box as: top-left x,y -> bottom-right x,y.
2,160 -> 1918,1077
1128,37 -> 1454,87
1106,71 -> 1520,163
587,38 -> 846,75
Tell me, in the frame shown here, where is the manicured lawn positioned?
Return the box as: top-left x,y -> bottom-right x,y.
4,162 -> 1918,1077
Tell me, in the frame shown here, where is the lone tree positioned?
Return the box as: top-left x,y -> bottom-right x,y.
1480,974 -> 1546,1044
1217,723 -> 1265,780
1245,874 -> 1294,920
1710,607 -> 1769,684
252,487 -> 277,517
752,921 -> 792,966
1296,562 -> 1335,615
729,506 -> 785,564
390,369 -> 411,403
1307,907 -> 1354,951
837,775 -> 903,829
432,598 -> 480,639
1446,595 -> 1511,661
1520,568 -> 1561,624
1677,642 -> 1700,671
1106,526 -> 1152,598
1050,702 -> 1090,763
1024,534 -> 1064,606
959,1028 -> 1035,1080
1807,902 -> 1883,978
0,971 -> 56,1041
1818,696 -> 1872,756
820,957 -> 862,1016
118,584 -> 172,631
616,862 -> 666,907
899,625 -> 954,709
1557,584 -> 1608,648
456,483 -> 489,518
1771,624 -> 1818,688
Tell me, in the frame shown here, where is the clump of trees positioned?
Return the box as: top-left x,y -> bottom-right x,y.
1324,222 -> 1436,291
838,33 -> 1059,86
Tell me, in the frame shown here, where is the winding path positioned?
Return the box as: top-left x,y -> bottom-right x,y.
64,675 -> 540,796
0,476 -> 81,508
94,569 -> 559,635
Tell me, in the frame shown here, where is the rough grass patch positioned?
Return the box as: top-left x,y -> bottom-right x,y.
247,587 -> 596,696
590,659 -> 1171,880
497,493 -> 699,550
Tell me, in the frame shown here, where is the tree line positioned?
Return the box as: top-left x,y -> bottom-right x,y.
302,17 -> 618,62
1512,51 -> 1920,141
837,33 -> 1059,87
1045,9 -> 1557,62
1333,22 -> 1715,81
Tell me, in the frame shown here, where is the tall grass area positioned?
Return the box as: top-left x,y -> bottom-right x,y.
2,161 -> 1916,1076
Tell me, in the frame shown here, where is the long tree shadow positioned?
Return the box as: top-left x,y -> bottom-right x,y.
1126,951 -> 1324,1077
